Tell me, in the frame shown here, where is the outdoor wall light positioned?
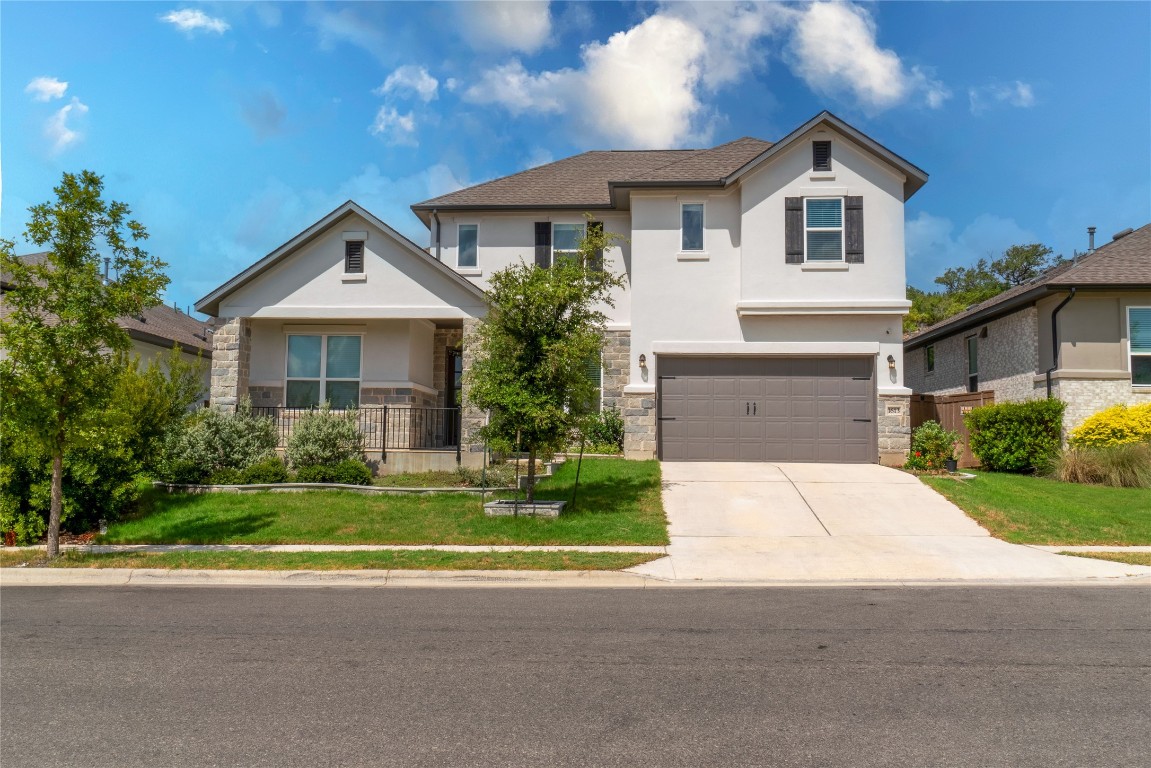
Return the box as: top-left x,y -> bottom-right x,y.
887,354 -> 896,370
638,354 -> 647,369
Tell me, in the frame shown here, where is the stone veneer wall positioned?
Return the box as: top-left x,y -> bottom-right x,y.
249,385 -> 283,408
432,327 -> 463,409
210,317 -> 251,410
1052,377 -> 1151,432
877,393 -> 911,466
622,393 -> 657,460
601,330 -> 630,413
360,387 -> 436,407
458,317 -> 486,467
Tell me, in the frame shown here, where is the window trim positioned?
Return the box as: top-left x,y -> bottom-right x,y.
1128,306 -> 1151,386
284,333 -> 363,409
925,344 -> 935,375
803,196 -> 845,263
457,223 -> 479,269
680,202 -> 704,252
551,221 -> 586,265
965,335 -> 979,393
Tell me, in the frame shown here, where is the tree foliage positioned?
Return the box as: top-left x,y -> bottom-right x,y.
0,171 -> 169,555
906,243 -> 1065,333
466,216 -> 625,500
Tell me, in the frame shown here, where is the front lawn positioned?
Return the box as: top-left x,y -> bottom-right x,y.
922,471 -> 1151,545
1059,551 -> 1151,567
99,458 -> 668,546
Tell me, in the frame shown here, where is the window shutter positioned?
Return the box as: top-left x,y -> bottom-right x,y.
345,241 -> 364,273
784,197 -> 803,264
534,222 -> 551,268
588,220 -> 604,271
845,196 -> 864,263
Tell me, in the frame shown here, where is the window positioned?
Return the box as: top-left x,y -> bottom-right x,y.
805,198 -> 844,262
552,222 -> 584,265
813,141 -> 832,172
925,345 -> 935,374
1129,307 -> 1151,385
286,334 -> 361,408
457,224 -> 478,268
681,203 -> 704,251
344,241 -> 364,274
966,335 -> 979,393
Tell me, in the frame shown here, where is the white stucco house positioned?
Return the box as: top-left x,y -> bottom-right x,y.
197,111 -> 927,469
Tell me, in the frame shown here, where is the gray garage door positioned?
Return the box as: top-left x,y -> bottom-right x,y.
657,357 -> 876,463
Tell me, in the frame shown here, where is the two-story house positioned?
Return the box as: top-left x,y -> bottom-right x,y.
197,112 -> 926,469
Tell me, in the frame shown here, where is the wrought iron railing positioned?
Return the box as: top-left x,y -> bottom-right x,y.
249,406 -> 461,460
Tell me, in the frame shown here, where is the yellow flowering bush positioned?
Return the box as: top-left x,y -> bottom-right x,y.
1069,402 -> 1151,447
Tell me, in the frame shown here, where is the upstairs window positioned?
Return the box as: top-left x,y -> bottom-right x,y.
344,241 -> 364,274
1129,307 -> 1151,385
458,224 -> 478,268
552,222 -> 584,266
681,203 -> 704,251
804,198 -> 844,262
813,141 -> 832,172
966,335 -> 979,393
925,345 -> 935,374
286,334 -> 361,409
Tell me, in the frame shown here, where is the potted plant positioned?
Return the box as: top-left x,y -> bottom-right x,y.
907,421 -> 963,474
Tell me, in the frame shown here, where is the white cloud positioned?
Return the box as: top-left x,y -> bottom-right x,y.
968,80 -> 1036,114
659,1 -> 792,90
370,107 -> 417,146
307,5 -> 387,59
524,147 -> 554,169
457,1 -> 552,54
787,2 -> 948,111
161,8 -> 230,35
45,97 -> 89,154
25,76 -> 68,102
376,65 -> 439,103
905,211 -> 1039,288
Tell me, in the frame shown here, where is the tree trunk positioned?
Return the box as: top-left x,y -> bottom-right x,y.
525,449 -> 537,503
47,452 -> 63,558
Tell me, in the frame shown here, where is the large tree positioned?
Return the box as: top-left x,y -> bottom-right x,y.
0,171 -> 168,556
466,217 -> 624,501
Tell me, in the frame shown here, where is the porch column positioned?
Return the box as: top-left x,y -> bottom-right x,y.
459,317 -> 486,467
210,316 -> 251,411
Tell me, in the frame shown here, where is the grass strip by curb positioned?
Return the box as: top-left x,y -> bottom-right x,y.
1059,551 -> 1151,567
0,549 -> 663,572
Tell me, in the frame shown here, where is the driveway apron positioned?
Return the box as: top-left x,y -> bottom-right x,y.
630,463 -> 1151,583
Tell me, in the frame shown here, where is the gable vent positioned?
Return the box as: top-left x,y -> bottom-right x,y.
813,141 -> 832,172
345,241 -> 364,274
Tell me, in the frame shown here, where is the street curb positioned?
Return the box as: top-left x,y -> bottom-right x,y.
3,567 -> 1149,589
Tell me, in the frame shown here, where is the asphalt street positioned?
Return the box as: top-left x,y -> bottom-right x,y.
2,586 -> 1148,767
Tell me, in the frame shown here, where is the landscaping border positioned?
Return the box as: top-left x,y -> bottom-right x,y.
151,481 -> 515,495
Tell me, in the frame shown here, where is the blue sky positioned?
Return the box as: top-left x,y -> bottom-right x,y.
3,1 -> 1149,317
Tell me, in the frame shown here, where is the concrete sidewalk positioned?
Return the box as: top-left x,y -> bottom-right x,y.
628,462 -> 1151,583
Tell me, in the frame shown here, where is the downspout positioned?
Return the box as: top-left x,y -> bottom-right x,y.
1045,287 -> 1077,398
431,209 -> 442,261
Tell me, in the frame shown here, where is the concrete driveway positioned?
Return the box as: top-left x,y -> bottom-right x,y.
629,463 -> 1151,584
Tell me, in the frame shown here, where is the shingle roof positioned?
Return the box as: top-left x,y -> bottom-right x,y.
2,253 -> 212,354
904,223 -> 1151,348
412,137 -> 773,210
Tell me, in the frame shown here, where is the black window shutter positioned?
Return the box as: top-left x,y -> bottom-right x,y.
588,220 -> 604,271
534,222 -> 551,268
845,196 -> 864,263
345,241 -> 364,273
813,141 -> 832,172
784,197 -> 803,264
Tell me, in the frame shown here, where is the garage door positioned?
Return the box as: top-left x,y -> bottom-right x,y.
657,357 -> 876,463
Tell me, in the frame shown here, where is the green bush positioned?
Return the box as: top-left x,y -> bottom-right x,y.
964,398 -> 1066,472
1069,402 -> 1151,447
295,460 -> 373,485
207,467 -> 244,485
284,405 -> 365,469
160,399 -> 278,480
582,408 -> 624,452
1050,443 -> 1151,488
240,457 -> 290,484
905,420 -> 961,471
164,460 -> 208,485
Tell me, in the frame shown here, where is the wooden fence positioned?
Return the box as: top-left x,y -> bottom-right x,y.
909,392 -> 995,468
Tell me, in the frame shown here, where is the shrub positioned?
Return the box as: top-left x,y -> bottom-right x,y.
905,420 -> 961,471
164,460 -> 208,485
1050,443 -> 1151,488
964,398 -> 1066,472
160,399 -> 278,480
207,467 -> 244,485
295,460 -> 373,485
1069,403 -> 1151,448
582,408 -> 624,452
456,462 -> 518,487
284,405 -> 365,469
240,457 -> 290,484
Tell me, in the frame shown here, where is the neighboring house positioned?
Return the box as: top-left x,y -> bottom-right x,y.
198,111 -> 927,467
904,223 -> 1151,431
2,253 -> 213,401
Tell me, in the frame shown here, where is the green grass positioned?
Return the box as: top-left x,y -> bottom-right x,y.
99,458 -> 668,546
0,549 -> 661,571
922,470 -> 1151,545
1059,551 -> 1151,567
